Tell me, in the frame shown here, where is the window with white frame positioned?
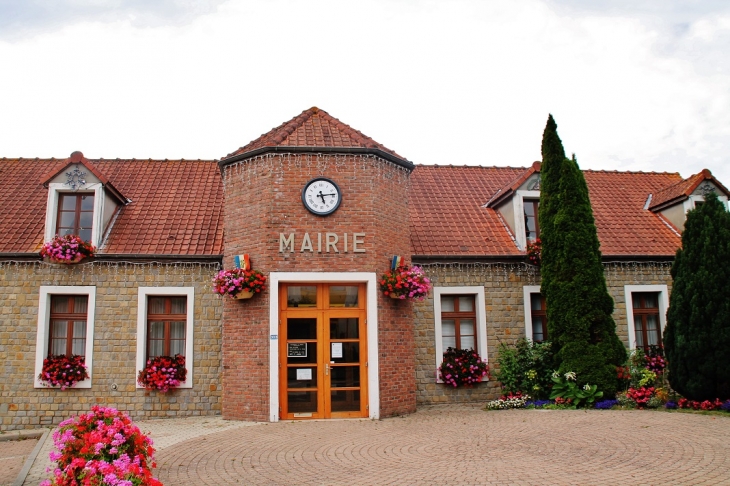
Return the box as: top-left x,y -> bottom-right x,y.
433,287 -> 488,382
35,286 -> 96,388
45,182 -> 106,248
522,286 -> 547,343
136,287 -> 194,388
624,285 -> 668,351
514,190 -> 540,250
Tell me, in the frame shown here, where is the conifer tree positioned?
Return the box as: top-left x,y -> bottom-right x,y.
538,115 -> 626,397
664,192 -> 730,400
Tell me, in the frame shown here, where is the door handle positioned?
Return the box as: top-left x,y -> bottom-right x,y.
325,363 -> 329,375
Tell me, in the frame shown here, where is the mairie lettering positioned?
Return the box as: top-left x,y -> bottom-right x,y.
279,233 -> 366,253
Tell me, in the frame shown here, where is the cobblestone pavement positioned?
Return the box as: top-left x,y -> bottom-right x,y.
0,438 -> 37,486
24,405 -> 730,485
155,405 -> 730,485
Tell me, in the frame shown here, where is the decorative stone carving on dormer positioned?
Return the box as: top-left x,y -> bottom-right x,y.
65,167 -> 88,190
698,182 -> 715,197
527,175 -> 541,191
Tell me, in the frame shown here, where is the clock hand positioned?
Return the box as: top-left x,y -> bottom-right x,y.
318,191 -> 327,204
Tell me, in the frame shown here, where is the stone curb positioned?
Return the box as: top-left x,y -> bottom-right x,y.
0,430 -> 44,442
11,428 -> 50,486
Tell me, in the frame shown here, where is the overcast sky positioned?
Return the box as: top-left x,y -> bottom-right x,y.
1,0 -> 728,184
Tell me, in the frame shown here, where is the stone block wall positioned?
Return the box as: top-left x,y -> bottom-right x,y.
0,261 -> 222,431
412,261 -> 673,405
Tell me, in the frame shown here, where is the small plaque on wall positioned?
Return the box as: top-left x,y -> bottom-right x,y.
288,343 -> 307,358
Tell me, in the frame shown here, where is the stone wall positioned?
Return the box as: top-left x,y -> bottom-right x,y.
0,261 -> 222,431
412,261 -> 673,405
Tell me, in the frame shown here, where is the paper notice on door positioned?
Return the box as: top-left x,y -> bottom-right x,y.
331,342 -> 343,359
296,368 -> 312,380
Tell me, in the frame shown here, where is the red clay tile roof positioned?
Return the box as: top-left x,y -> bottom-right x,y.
410,166 -> 527,256
411,166 -> 685,257
222,107 -> 409,164
649,168 -> 730,210
485,161 -> 542,207
0,157 -> 223,255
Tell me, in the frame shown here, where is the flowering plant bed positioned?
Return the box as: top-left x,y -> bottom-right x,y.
379,265 -> 431,300
526,238 -> 542,266
486,392 -> 529,410
212,268 -> 267,298
438,347 -> 489,387
42,406 -> 161,486
40,234 -> 95,264
38,354 -> 89,390
137,354 -> 187,392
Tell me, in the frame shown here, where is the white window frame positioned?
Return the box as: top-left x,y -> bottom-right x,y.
44,182 -> 106,248
523,285 -> 545,342
624,285 -> 669,350
433,286 -> 488,383
514,190 -> 540,251
35,286 -> 96,389
136,287 -> 195,389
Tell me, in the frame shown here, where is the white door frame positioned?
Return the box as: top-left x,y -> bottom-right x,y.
269,272 -> 379,421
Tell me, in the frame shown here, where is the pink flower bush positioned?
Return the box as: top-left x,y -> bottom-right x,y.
38,355 -> 89,390
137,355 -> 187,393
438,347 -> 489,387
41,406 -> 162,486
40,235 -> 95,264
212,268 -> 267,298
379,265 -> 431,300
526,238 -> 542,266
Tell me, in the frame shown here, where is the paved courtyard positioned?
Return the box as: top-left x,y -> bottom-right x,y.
22,404 -> 730,485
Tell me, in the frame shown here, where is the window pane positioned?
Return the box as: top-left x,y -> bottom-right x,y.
72,337 -> 86,356
51,296 -> 69,314
443,336 -> 456,349
532,318 -> 544,342
442,319 -> 455,337
330,318 -> 358,339
634,318 -> 644,348
51,339 -> 67,356
80,194 -> 94,211
461,336 -> 475,350
51,321 -> 67,339
329,286 -> 358,307
149,322 -> 164,339
460,319 -> 475,337
59,212 -> 76,228
287,318 -> 317,340
79,212 -> 93,229
148,340 -> 163,357
287,286 -> 317,307
148,297 -> 166,314
60,195 -> 77,210
170,339 -> 185,356
73,296 -> 88,314
458,296 -> 474,312
171,297 -> 186,314
643,293 -> 658,309
441,296 -> 455,312
78,228 -> 92,243
531,293 -> 543,311
632,294 -> 642,309
646,315 -> 659,346
170,321 -> 185,339
72,321 -> 86,338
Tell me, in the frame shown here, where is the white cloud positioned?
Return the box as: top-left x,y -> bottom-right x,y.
0,0 -> 728,185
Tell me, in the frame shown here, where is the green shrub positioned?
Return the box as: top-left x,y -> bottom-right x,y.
495,338 -> 555,399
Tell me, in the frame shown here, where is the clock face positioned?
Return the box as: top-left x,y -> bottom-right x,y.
302,178 -> 342,216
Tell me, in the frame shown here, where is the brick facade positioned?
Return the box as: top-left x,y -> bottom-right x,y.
0,262 -> 222,431
220,153 -> 416,420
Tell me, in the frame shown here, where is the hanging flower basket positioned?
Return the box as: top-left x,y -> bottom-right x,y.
38,354 -> 89,390
526,238 -> 542,266
137,355 -> 187,393
213,268 -> 267,299
40,234 -> 95,264
379,265 -> 431,301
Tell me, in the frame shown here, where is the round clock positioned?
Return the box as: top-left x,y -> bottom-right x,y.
302,177 -> 342,216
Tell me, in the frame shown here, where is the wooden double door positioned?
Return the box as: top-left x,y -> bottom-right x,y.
279,283 -> 368,419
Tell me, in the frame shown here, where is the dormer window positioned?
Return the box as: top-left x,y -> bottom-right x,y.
524,199 -> 540,241
57,193 -> 94,242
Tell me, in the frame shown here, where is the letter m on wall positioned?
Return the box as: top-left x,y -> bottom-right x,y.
280,233 -> 294,253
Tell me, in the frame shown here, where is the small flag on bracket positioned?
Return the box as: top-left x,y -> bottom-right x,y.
391,255 -> 403,270
234,254 -> 251,270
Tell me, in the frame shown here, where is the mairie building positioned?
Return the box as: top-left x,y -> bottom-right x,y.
1,107 -> 728,430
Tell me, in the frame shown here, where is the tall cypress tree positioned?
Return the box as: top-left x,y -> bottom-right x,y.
664,192 -> 730,400
538,115 -> 626,397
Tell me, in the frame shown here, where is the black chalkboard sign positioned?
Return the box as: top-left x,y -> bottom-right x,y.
287,343 -> 307,358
